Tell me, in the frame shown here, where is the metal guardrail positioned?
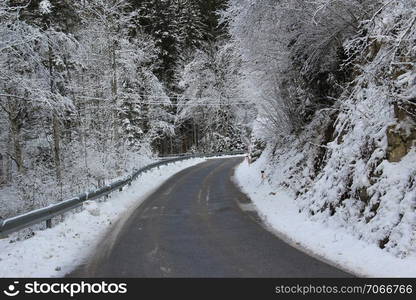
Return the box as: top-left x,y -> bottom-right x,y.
0,151 -> 244,238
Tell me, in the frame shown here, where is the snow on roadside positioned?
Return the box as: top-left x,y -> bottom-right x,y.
207,154 -> 245,160
0,158 -> 206,277
233,158 -> 416,278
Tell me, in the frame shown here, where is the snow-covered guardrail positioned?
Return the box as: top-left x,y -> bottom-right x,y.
0,151 -> 244,238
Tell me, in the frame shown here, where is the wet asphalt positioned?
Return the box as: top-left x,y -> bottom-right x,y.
69,158 -> 351,278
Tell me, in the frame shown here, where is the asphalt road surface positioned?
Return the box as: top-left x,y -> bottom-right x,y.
70,157 -> 350,278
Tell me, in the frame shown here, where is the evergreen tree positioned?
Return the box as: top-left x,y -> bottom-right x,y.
128,0 -> 222,86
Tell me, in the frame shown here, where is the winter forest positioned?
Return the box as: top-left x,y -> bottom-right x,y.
1,0 -> 416,258
0,0 -> 247,218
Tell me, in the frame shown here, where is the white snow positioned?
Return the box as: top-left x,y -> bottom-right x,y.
39,0 -> 52,14
234,158 -> 416,278
0,158 -> 206,277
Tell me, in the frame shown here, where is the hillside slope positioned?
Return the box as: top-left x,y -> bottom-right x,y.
233,0 -> 416,258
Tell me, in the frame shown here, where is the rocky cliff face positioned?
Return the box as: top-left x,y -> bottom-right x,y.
387,106 -> 416,163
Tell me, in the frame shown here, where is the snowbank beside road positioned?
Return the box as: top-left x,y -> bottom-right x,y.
0,158 -> 206,277
234,159 -> 416,277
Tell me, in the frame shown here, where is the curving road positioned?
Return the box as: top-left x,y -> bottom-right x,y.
70,158 -> 350,278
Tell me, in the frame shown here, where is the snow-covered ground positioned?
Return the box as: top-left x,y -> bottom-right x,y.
234,158 -> 416,278
0,158 -> 206,277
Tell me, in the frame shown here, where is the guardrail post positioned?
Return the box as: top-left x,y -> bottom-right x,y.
0,220 -> 7,239
46,218 -> 52,229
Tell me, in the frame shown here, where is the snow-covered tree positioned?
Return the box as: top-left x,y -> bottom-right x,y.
177,42 -> 248,152
0,0 -> 173,217
223,0 -> 379,137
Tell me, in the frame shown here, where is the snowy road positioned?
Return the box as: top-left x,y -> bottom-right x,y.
70,158 -> 350,277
